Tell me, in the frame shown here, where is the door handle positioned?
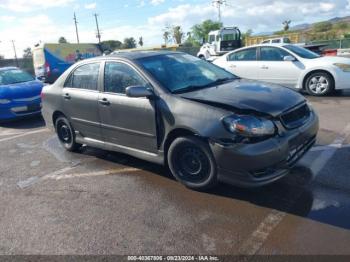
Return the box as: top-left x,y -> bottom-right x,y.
98,98 -> 110,106
261,65 -> 269,69
63,93 -> 71,100
230,64 -> 237,68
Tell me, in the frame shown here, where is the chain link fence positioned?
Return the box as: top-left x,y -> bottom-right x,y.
309,38 -> 350,49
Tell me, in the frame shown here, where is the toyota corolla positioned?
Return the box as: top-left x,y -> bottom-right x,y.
41,51 -> 318,190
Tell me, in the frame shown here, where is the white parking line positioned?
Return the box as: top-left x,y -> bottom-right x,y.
46,167 -> 140,181
238,123 -> 350,256
310,144 -> 350,152
17,158 -> 141,189
0,129 -> 48,143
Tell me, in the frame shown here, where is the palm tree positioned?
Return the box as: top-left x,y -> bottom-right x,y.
163,31 -> 170,45
283,20 -> 291,32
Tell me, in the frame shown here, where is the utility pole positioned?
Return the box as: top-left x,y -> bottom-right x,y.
11,40 -> 19,67
73,12 -> 80,43
212,0 -> 226,23
94,13 -> 101,44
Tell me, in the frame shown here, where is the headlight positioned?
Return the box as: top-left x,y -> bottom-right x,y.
0,99 -> 11,104
222,115 -> 276,138
334,63 -> 350,72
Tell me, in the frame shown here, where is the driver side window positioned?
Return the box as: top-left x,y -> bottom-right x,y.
104,62 -> 147,94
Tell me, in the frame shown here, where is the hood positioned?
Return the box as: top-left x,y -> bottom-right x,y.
178,79 -> 305,117
312,56 -> 350,64
0,80 -> 44,99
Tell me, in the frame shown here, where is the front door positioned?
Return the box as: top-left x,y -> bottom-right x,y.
225,47 -> 259,80
98,61 -> 158,153
257,46 -> 303,88
62,62 -> 102,140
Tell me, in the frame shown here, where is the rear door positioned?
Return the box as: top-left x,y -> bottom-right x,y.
98,61 -> 158,153
257,46 -> 303,88
224,47 -> 259,80
62,62 -> 102,140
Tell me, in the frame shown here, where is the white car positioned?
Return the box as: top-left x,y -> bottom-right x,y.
213,43 -> 350,96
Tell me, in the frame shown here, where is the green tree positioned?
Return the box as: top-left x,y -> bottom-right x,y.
191,19 -> 223,42
100,40 -> 122,52
58,37 -> 68,44
122,37 -> 137,49
23,47 -> 32,58
183,32 -> 201,47
313,22 -> 333,32
138,36 -> 144,47
282,20 -> 291,32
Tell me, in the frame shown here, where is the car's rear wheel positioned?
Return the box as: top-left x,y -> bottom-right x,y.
55,116 -> 81,152
167,136 -> 217,190
305,72 -> 334,96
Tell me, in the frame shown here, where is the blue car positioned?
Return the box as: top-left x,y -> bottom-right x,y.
0,67 -> 43,121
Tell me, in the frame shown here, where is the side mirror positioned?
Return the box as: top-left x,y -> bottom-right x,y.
126,86 -> 154,98
284,55 -> 296,62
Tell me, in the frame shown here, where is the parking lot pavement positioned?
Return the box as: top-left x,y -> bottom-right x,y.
0,92 -> 350,255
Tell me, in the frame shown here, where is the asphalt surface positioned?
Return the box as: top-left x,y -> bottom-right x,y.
0,91 -> 350,256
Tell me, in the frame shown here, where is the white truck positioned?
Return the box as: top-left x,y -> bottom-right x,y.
197,27 -> 242,61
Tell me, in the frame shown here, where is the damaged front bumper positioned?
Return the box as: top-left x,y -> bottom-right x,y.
209,111 -> 319,187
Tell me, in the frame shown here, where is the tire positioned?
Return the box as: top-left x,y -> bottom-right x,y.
305,72 -> 334,96
167,136 -> 218,190
55,116 -> 81,152
198,55 -> 206,60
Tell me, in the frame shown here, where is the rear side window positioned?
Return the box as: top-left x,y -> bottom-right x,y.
228,48 -> 257,61
104,62 -> 147,94
260,47 -> 290,61
65,63 -> 100,90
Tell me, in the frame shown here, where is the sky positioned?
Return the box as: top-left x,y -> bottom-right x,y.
0,0 -> 350,58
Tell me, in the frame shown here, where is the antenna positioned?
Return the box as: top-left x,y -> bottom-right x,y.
212,0 -> 226,23
73,12 -> 80,44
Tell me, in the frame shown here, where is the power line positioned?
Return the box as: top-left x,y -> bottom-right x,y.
73,12 -> 80,44
94,13 -> 102,43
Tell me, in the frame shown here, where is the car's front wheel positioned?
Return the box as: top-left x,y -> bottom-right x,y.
167,136 -> 218,190
305,72 -> 334,96
55,116 -> 81,152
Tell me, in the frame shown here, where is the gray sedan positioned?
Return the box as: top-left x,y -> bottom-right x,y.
41,51 -> 318,190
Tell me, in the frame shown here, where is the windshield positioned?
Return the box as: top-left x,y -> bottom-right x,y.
283,45 -> 320,59
137,53 -> 237,93
0,69 -> 35,85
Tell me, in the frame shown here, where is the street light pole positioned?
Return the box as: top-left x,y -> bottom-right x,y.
73,12 -> 80,44
11,40 -> 19,67
212,0 -> 226,23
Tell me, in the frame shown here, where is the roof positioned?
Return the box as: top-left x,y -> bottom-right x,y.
247,43 -> 287,48
109,50 -> 182,60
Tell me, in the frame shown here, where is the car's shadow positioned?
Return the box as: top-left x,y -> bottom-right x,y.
80,147 -> 334,229
304,89 -> 350,100
0,115 -> 45,129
